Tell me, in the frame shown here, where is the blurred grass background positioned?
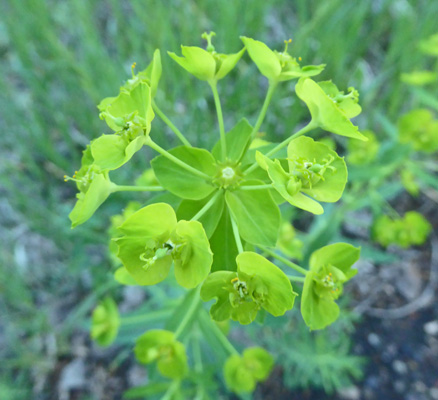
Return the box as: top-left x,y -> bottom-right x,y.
1,0 -> 437,398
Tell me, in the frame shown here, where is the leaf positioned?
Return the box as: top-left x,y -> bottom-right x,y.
118,203 -> 177,238
225,185 -> 280,246
101,83 -> 154,131
69,173 -> 113,228
212,118 -> 253,162
116,236 -> 173,285
135,329 -> 188,379
114,267 -> 138,286
309,243 -> 360,279
91,134 -> 146,171
237,252 -> 296,316
91,297 -> 120,346
209,207 -> 239,272
172,220 -> 213,289
255,151 -> 324,215
240,36 -> 281,81
177,191 -> 225,238
301,271 -> 340,330
168,46 -> 216,81
151,146 -> 217,200
295,78 -> 366,141
287,136 -> 348,203
200,270 -> 237,322
215,48 -> 246,80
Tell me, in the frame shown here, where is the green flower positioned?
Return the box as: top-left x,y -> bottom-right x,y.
201,252 -> 297,325
91,297 -> 120,346
301,243 -> 360,330
398,109 -> 438,153
240,37 -> 325,83
168,32 -> 245,83
115,203 -> 213,288
347,130 -> 380,165
256,136 -> 347,215
92,82 -> 155,171
135,329 -> 188,379
224,347 -> 274,394
66,146 -> 114,228
296,78 -> 366,141
372,211 -> 431,248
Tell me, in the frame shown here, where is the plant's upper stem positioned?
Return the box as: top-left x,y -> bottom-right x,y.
152,101 -> 192,147
209,81 -> 227,161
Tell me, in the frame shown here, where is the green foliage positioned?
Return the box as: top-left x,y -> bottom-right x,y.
201,252 -> 297,324
372,211 -> 432,248
115,203 -> 212,288
295,78 -> 366,140
347,130 -> 380,165
224,347 -> 274,393
134,329 -> 188,379
301,243 -> 360,330
263,311 -> 365,394
91,297 -> 120,346
398,109 -> 438,152
3,2 -> 438,398
240,37 -> 325,82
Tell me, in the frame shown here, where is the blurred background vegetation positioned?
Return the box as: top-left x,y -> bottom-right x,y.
1,0 -> 437,399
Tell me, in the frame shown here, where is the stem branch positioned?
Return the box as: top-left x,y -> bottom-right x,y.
191,190 -> 222,221
230,214 -> 244,254
152,101 -> 192,147
146,137 -> 211,180
244,121 -> 316,175
258,245 -> 308,275
210,82 -> 227,160
174,287 -> 201,340
111,185 -> 164,193
239,184 -> 273,191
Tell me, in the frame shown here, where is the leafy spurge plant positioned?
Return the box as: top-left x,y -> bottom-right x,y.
68,33 -> 365,397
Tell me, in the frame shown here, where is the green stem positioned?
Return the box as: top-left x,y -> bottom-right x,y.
251,81 -> 278,141
286,275 -> 305,283
230,214 -> 244,254
199,311 -> 239,356
152,101 -> 192,147
120,308 -> 172,325
244,121 -> 316,175
174,286 -> 201,340
191,190 -> 222,221
258,245 -> 308,276
237,81 -> 278,164
146,137 -> 211,180
210,81 -> 227,160
161,380 -> 180,400
239,184 -> 273,191
111,184 -> 164,193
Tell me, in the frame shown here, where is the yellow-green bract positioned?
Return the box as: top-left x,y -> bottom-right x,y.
134,329 -> 188,379
295,78 -> 366,141
90,297 -> 120,346
256,136 -> 348,215
200,252 -> 297,325
224,347 -> 274,393
115,203 -> 213,289
240,36 -> 325,83
301,243 -> 360,330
